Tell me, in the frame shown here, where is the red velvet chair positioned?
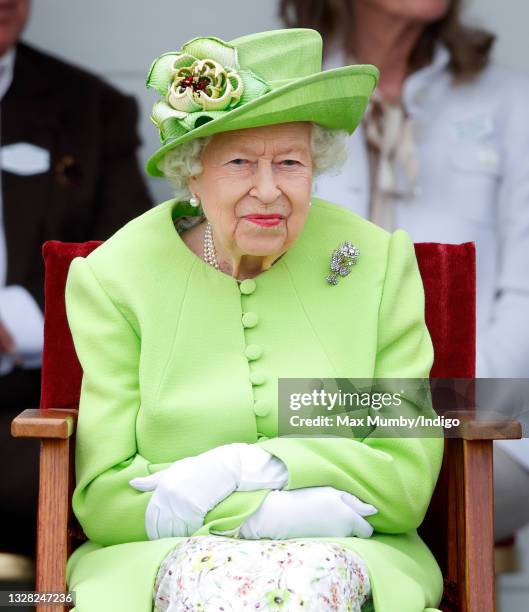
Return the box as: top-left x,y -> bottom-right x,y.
11,240 -> 521,612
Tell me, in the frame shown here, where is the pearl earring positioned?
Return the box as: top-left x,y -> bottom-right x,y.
308,200 -> 312,207
190,194 -> 201,208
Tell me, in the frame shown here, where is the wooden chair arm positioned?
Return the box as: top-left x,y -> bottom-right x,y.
442,412 -> 522,440
458,419 -> 522,441
426,411 -> 522,611
11,408 -> 78,612
11,409 -> 78,440
441,412 -> 522,612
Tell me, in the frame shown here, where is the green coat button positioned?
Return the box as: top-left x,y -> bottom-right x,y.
245,344 -> 263,360
249,370 -> 266,385
253,400 -> 271,417
239,279 -> 256,295
242,312 -> 259,328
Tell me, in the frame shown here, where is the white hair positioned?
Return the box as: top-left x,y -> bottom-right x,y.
157,123 -> 348,202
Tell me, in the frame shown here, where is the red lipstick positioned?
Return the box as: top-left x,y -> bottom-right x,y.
244,214 -> 285,227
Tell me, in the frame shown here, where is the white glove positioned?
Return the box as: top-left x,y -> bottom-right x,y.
129,443 -> 287,540
239,486 -> 378,540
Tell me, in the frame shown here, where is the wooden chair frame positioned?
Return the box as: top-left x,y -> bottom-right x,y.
11,407 -> 521,612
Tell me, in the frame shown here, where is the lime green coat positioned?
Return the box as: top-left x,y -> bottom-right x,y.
64,197 -> 444,611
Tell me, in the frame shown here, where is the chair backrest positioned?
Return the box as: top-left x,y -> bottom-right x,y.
40,239 -> 476,410
415,242 -> 475,379
40,241 -> 102,410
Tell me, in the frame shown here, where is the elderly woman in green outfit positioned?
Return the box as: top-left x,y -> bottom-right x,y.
65,29 -> 444,612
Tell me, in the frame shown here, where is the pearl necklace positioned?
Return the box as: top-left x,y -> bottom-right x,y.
203,221 -> 220,270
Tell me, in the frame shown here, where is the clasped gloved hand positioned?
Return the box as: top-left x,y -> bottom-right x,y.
129,443 -> 288,539
239,486 -> 378,540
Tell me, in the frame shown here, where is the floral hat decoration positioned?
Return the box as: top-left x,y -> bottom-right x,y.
146,28 -> 379,177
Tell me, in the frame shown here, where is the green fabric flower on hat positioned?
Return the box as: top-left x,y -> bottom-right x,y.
147,36 -> 271,142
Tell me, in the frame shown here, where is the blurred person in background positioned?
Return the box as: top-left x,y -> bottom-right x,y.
280,0 -> 529,543
0,0 -> 152,568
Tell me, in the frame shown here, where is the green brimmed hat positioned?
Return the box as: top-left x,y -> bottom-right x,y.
146,28 -> 379,177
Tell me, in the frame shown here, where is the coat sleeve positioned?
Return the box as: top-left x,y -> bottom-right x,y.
65,256 -> 152,546
257,229 -> 444,534
476,77 -> 529,379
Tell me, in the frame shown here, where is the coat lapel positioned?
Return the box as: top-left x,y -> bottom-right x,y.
1,43 -> 58,285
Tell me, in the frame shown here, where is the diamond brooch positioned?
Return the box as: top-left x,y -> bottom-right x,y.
326,241 -> 360,285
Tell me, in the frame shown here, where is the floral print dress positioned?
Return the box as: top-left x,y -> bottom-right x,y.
153,536 -> 373,611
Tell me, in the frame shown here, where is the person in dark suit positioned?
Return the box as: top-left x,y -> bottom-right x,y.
0,0 -> 153,562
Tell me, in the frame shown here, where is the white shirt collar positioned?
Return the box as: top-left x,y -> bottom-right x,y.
0,46 -> 16,102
